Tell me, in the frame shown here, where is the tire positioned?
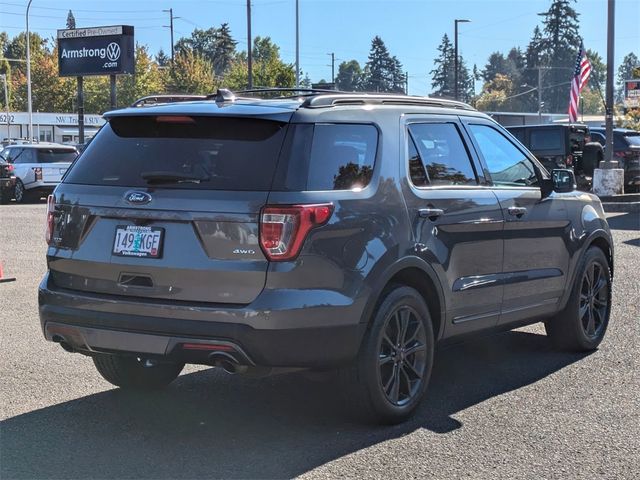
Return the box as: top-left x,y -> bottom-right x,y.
93,354 -> 184,390
545,246 -> 612,352
13,179 -> 25,203
339,285 -> 435,424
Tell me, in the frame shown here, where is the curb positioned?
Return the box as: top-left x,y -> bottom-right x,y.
602,202 -> 640,213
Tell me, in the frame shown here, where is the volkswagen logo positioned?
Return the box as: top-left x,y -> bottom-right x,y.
125,192 -> 152,205
106,42 -> 121,62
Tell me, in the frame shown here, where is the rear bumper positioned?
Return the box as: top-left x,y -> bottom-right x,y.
38,274 -> 367,368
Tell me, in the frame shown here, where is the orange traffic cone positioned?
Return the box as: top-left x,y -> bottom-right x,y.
0,261 -> 16,283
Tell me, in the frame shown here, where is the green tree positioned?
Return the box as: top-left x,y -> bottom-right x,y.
522,26 -> 544,111
430,34 -> 454,97
483,52 -> 509,83
174,24 -> 237,77
335,60 -> 363,91
156,49 -> 169,67
537,0 -> 583,112
117,45 -> 166,107
362,36 -> 404,93
66,10 -> 76,29
167,50 -> 216,94
223,37 -> 294,90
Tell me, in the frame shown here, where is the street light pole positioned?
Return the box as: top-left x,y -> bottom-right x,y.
604,0 -> 615,164
247,0 -> 252,88
25,0 -> 34,142
295,0 -> 300,88
454,19 -> 470,101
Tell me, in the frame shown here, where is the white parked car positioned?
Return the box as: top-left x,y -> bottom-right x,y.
0,143 -> 78,203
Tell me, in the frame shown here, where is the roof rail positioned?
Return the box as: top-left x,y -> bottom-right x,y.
130,94 -> 207,108
234,87 -> 341,97
301,93 -> 475,110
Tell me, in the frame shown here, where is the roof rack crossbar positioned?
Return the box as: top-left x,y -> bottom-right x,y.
302,94 -> 475,111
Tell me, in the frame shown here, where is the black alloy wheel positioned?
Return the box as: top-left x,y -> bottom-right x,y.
378,305 -> 427,406
579,261 -> 608,339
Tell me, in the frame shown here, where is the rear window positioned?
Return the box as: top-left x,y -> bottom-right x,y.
64,116 -> 287,190
36,148 -> 77,163
273,123 -> 378,191
530,129 -> 563,151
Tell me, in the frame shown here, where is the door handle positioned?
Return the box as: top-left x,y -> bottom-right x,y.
418,208 -> 444,220
507,206 -> 527,218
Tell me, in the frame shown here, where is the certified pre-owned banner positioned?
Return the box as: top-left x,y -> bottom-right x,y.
57,25 -> 135,77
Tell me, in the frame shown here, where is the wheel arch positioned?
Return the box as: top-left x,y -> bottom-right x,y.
360,256 -> 446,341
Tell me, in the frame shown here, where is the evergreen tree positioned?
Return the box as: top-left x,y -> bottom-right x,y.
483,52 -> 508,83
335,60 -> 363,91
155,49 -> 169,67
522,26 -> 544,112
66,10 -> 76,29
174,25 -> 237,78
430,34 -> 454,97
362,36 -> 403,93
537,0 -> 582,112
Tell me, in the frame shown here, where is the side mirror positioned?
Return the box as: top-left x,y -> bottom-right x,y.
541,169 -> 576,197
552,169 -> 576,192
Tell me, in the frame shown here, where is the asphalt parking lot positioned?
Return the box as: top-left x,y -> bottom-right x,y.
1,203 -> 638,480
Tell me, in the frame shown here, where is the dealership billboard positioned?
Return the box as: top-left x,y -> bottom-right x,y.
57,25 -> 135,77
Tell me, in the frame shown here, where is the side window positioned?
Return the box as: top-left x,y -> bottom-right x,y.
1,148 -> 21,163
306,124 -> 377,191
468,124 -> 539,187
15,149 -> 36,164
408,123 -> 477,186
407,136 -> 428,187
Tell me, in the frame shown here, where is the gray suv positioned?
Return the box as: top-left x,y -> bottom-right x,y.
39,90 -> 614,423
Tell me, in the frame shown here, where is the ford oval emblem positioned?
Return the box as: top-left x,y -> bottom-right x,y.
125,191 -> 152,205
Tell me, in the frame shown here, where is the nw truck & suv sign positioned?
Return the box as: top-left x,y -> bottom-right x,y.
57,25 -> 134,77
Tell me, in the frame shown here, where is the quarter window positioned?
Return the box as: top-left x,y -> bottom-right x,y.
408,123 -> 477,186
468,124 -> 538,187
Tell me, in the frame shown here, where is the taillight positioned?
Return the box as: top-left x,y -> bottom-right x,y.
566,154 -> 573,166
259,204 -> 333,261
45,194 -> 55,245
6,164 -> 13,173
614,151 -> 625,158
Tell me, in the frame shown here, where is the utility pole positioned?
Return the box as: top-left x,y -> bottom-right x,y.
327,52 -> 335,85
295,0 -> 300,88
1,74 -> 9,139
405,71 -> 409,95
162,8 -> 178,61
454,19 -> 470,101
604,0 -> 615,164
247,0 -> 253,88
538,67 -> 543,122
25,0 -> 34,141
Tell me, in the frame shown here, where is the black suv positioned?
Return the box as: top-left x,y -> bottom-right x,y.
39,90 -> 614,423
589,127 -> 640,192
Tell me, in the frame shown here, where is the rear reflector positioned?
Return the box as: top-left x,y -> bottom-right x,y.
182,343 -> 235,352
45,194 -> 55,245
259,204 -> 333,261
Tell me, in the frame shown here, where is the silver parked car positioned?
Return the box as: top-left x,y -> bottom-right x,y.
0,143 -> 78,203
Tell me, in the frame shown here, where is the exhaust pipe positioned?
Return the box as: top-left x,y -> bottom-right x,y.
208,352 -> 248,375
51,334 -> 75,353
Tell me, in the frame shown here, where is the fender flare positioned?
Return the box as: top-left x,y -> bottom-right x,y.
358,255 -> 447,340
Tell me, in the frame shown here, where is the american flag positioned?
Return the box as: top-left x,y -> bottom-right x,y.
568,44 -> 592,123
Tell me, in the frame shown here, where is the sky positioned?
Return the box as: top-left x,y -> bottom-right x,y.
1,0 -> 638,95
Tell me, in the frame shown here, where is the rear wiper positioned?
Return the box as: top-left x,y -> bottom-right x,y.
141,171 -> 209,184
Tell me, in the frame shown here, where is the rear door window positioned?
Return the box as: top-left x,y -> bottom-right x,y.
64,116 -> 288,191
408,123 -> 477,186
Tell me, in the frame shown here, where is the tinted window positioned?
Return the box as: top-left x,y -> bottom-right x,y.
408,123 -> 477,186
36,148 -> 77,163
13,148 -> 35,164
469,124 -> 539,187
274,123 -> 378,191
408,136 -> 428,187
530,128 -> 563,150
64,116 -> 287,191
0,148 -> 21,162
509,128 -> 526,143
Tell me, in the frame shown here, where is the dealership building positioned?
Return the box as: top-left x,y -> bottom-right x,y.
0,112 -> 105,144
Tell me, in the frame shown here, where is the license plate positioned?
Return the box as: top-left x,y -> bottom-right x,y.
113,226 -> 164,258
